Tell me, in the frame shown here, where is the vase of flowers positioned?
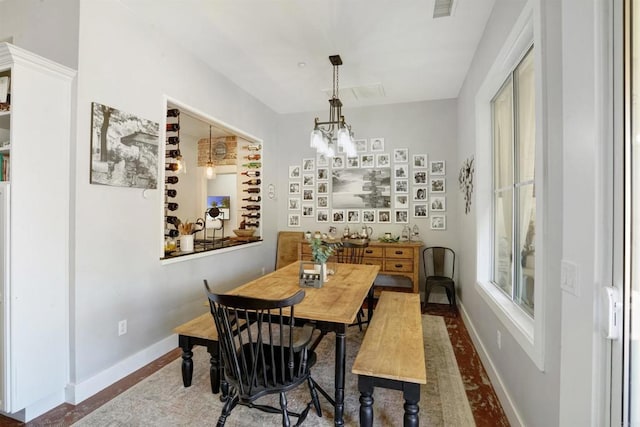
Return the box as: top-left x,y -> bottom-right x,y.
308,236 -> 335,283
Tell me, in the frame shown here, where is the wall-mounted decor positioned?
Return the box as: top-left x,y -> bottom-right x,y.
430,177 -> 446,193
431,215 -> 446,230
288,214 -> 300,227
361,154 -> 375,168
289,182 -> 300,194
197,136 -> 237,166
459,156 -> 475,214
430,196 -> 446,212
317,168 -> 329,180
332,209 -> 345,222
317,195 -> 329,208
413,170 -> 427,184
394,148 -> 408,163
302,205 -> 314,217
332,168 -> 391,208
347,209 -> 360,222
355,139 -> 368,152
395,210 -> 409,223
395,179 -> 408,193
317,182 -> 328,194
288,197 -> 300,210
303,188 -> 314,201
394,165 -> 409,179
302,158 -> 314,171
317,152 -> 329,167
378,210 -> 391,223
317,209 -> 329,222
289,165 -> 301,178
90,102 -> 159,189
347,156 -> 360,168
413,187 -> 428,201
413,154 -> 428,168
303,174 -> 314,186
430,160 -> 446,175
376,153 -> 390,167
332,155 -> 345,169
370,137 -> 385,152
362,209 -> 376,223
414,204 -> 428,218
395,195 -> 409,208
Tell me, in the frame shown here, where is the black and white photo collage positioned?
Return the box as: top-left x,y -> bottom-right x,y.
288,137 -> 447,230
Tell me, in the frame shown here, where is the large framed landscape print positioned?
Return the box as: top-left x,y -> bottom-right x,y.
331,167 -> 391,208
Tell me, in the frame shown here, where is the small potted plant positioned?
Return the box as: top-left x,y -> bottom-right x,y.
307,236 -> 339,283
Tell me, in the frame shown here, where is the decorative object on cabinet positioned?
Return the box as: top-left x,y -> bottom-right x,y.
310,55 -> 357,158
458,155 -> 475,214
90,102 -> 159,189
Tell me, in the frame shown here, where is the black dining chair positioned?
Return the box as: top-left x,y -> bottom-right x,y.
423,246 -> 456,309
204,281 -> 322,426
335,240 -> 370,330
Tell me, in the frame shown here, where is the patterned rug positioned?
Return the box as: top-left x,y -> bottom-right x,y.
73,315 -> 474,426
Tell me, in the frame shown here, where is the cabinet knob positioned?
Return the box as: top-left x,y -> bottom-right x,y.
395,264 -> 403,268
366,249 -> 373,254
395,250 -> 403,255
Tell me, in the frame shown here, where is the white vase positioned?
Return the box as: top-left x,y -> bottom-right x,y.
179,234 -> 194,252
314,263 -> 328,283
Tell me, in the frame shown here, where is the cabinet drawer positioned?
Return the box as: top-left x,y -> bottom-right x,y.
384,259 -> 414,273
363,247 -> 383,258
362,257 -> 383,268
384,247 -> 415,259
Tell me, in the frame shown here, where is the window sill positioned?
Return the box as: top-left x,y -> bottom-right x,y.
476,280 -> 544,370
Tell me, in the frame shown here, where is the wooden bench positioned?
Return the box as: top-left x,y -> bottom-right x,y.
173,313 -> 221,394
352,291 -> 426,427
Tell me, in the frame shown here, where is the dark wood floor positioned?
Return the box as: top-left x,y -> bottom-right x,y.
0,303 -> 509,427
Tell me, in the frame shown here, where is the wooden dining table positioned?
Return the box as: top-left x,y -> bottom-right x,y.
226,260 -> 380,426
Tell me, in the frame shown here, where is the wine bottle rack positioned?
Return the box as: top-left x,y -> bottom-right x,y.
165,108 -> 180,232
237,141 -> 262,237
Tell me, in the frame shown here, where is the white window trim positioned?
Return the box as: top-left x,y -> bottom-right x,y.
475,1 -> 546,371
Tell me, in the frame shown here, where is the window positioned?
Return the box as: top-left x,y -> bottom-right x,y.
491,47 -> 535,316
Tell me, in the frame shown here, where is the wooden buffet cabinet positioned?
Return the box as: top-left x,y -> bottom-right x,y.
298,240 -> 424,294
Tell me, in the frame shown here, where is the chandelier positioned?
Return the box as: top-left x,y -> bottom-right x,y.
310,55 -> 356,158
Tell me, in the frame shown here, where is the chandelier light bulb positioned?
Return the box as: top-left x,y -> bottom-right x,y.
310,129 -> 323,148
206,163 -> 215,179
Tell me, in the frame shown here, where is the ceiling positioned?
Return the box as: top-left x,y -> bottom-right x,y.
118,0 -> 496,116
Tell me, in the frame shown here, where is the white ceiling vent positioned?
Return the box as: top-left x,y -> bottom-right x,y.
323,83 -> 386,101
433,0 -> 456,18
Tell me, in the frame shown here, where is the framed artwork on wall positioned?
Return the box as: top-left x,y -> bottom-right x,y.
394,148 -> 408,163
317,195 -> 328,208
395,179 -> 409,194
355,139 -> 368,152
288,197 -> 300,210
289,165 -> 301,179
331,168 -> 391,209
302,158 -> 315,171
317,209 -> 329,222
361,154 -> 375,168
413,186 -> 428,201
332,209 -> 346,223
289,182 -> 300,194
347,209 -> 360,223
332,155 -> 345,169
430,196 -> 446,211
317,168 -> 329,181
395,194 -> 409,208
413,170 -> 427,185
431,215 -> 446,230
317,152 -> 329,167
303,188 -> 314,201
394,164 -> 409,179
395,210 -> 409,223
430,160 -> 445,175
377,210 -> 391,223
376,153 -> 390,167
413,154 -> 428,169
347,156 -> 360,168
362,209 -> 376,223
430,177 -> 446,193
370,137 -> 385,152
414,204 -> 428,218
317,182 -> 328,194
303,174 -> 314,187
288,214 -> 300,227
302,204 -> 314,217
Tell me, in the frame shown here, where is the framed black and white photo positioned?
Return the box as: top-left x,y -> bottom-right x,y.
317,152 -> 329,167
394,164 -> 409,179
332,209 -> 346,223
395,194 -> 409,208
347,156 -> 360,168
355,139 -> 368,152
362,209 -> 376,223
90,102 -> 159,189
289,165 -> 301,179
332,155 -> 345,169
317,209 -> 329,222
347,209 -> 360,223
430,160 -> 446,175
317,195 -> 328,208
413,154 -> 428,169
430,196 -> 446,212
413,170 -> 427,185
302,204 -> 314,217
288,214 -> 300,227
288,197 -> 301,210
370,137 -> 385,152
331,168 -> 392,209
317,182 -> 328,194
395,210 -> 409,224
302,158 -> 315,171
394,148 -> 409,163
377,209 -> 391,223
414,204 -> 428,218
303,173 -> 314,187
289,182 -> 300,194
303,188 -> 314,201
431,215 -> 446,230
413,186 -> 428,201
395,179 -> 409,194
317,168 -> 329,181
430,177 -> 446,193
376,153 -> 390,167
361,154 -> 375,168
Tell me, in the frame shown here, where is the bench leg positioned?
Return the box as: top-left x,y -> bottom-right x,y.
358,376 -> 374,427
403,383 -> 420,427
206,341 -> 221,394
178,335 -> 194,388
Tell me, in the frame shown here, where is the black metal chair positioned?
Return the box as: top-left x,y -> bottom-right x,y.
204,281 -> 322,426
423,246 -> 456,309
335,240 -> 370,330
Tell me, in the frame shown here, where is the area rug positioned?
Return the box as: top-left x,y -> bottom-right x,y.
73,315 -> 475,426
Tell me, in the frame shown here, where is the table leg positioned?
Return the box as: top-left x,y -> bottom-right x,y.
358,376 -> 374,427
403,383 -> 421,427
367,287 -> 374,323
206,341 -> 220,394
178,335 -> 194,387
334,323 -> 347,426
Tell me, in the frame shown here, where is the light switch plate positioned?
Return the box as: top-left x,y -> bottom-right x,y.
561,260 -> 579,296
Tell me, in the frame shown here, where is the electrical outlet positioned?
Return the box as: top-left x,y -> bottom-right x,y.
497,330 -> 502,350
118,319 -> 127,336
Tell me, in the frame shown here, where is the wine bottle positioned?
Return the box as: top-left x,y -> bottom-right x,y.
165,202 -> 179,211
166,215 -> 180,225
242,205 -> 261,211
241,212 -> 261,219
165,189 -> 177,198
242,179 -> 261,185
244,154 -> 261,161
241,196 -> 261,202
241,162 -> 261,169
165,162 -> 179,172
166,108 -> 180,117
242,144 -> 261,151
165,176 -> 179,184
166,136 -> 180,145
166,123 -> 180,132
244,221 -> 260,227
243,188 -> 260,194
165,149 -> 181,158
165,229 -> 180,238
240,170 -> 261,177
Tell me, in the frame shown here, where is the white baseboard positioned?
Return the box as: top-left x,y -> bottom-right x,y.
458,302 -> 526,427
65,334 -> 177,405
